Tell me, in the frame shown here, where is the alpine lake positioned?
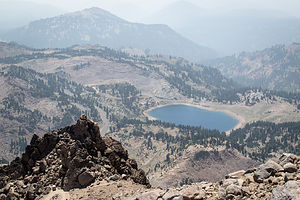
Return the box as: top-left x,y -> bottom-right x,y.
148,104 -> 238,132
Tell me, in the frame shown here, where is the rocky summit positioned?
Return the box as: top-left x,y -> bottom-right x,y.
0,115 -> 150,199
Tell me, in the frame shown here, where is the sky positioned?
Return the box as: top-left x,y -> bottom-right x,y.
1,0 -> 300,32
5,0 -> 300,22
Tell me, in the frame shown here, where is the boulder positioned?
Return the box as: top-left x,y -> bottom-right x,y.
128,189 -> 164,200
78,171 -> 95,187
162,189 -> 182,200
263,160 -> 284,173
109,174 -> 120,181
226,170 -> 246,179
254,160 -> 284,183
226,184 -> 242,196
131,169 -> 150,187
25,187 -> 36,200
254,169 -> 271,183
222,179 -> 239,187
182,184 -> 203,199
279,154 -> 298,166
193,191 -> 206,200
283,163 -> 297,173
269,181 -> 300,200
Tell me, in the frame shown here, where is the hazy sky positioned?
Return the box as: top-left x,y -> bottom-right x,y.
12,0 -> 300,21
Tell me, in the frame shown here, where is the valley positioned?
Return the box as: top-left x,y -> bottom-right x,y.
0,42 -> 299,190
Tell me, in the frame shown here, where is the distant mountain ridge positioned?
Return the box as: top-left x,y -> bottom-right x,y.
147,1 -> 300,55
0,42 -> 32,58
1,7 -> 217,62
207,43 -> 300,92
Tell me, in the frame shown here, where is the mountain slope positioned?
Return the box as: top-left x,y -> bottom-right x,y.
1,7 -> 217,62
0,42 -> 32,58
0,65 -> 105,160
150,147 -> 258,188
0,43 -> 236,102
206,43 -> 300,92
0,43 -> 234,162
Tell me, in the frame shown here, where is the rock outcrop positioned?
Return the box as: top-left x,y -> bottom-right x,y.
0,115 -> 150,199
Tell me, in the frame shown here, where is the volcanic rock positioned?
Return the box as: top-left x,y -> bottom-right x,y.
254,160 -> 284,183
283,163 -> 297,173
269,181 -> 300,200
125,153 -> 300,200
0,115 -> 150,199
78,171 -> 95,187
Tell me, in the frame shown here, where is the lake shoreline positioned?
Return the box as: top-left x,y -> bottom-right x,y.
144,103 -> 245,134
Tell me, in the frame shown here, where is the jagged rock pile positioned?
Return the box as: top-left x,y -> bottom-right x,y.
130,153 -> 300,200
0,115 -> 150,199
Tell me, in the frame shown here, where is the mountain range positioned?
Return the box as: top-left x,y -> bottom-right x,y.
206,43 -> 300,92
0,7 -> 217,62
147,1 -> 300,55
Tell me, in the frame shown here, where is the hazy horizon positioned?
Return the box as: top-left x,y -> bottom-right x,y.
1,0 -> 300,25
1,0 -> 300,55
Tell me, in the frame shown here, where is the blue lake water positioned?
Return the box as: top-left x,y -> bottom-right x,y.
148,104 -> 238,132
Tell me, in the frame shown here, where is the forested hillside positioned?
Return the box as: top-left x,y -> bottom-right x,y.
0,64 -> 143,162
207,43 -> 300,92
